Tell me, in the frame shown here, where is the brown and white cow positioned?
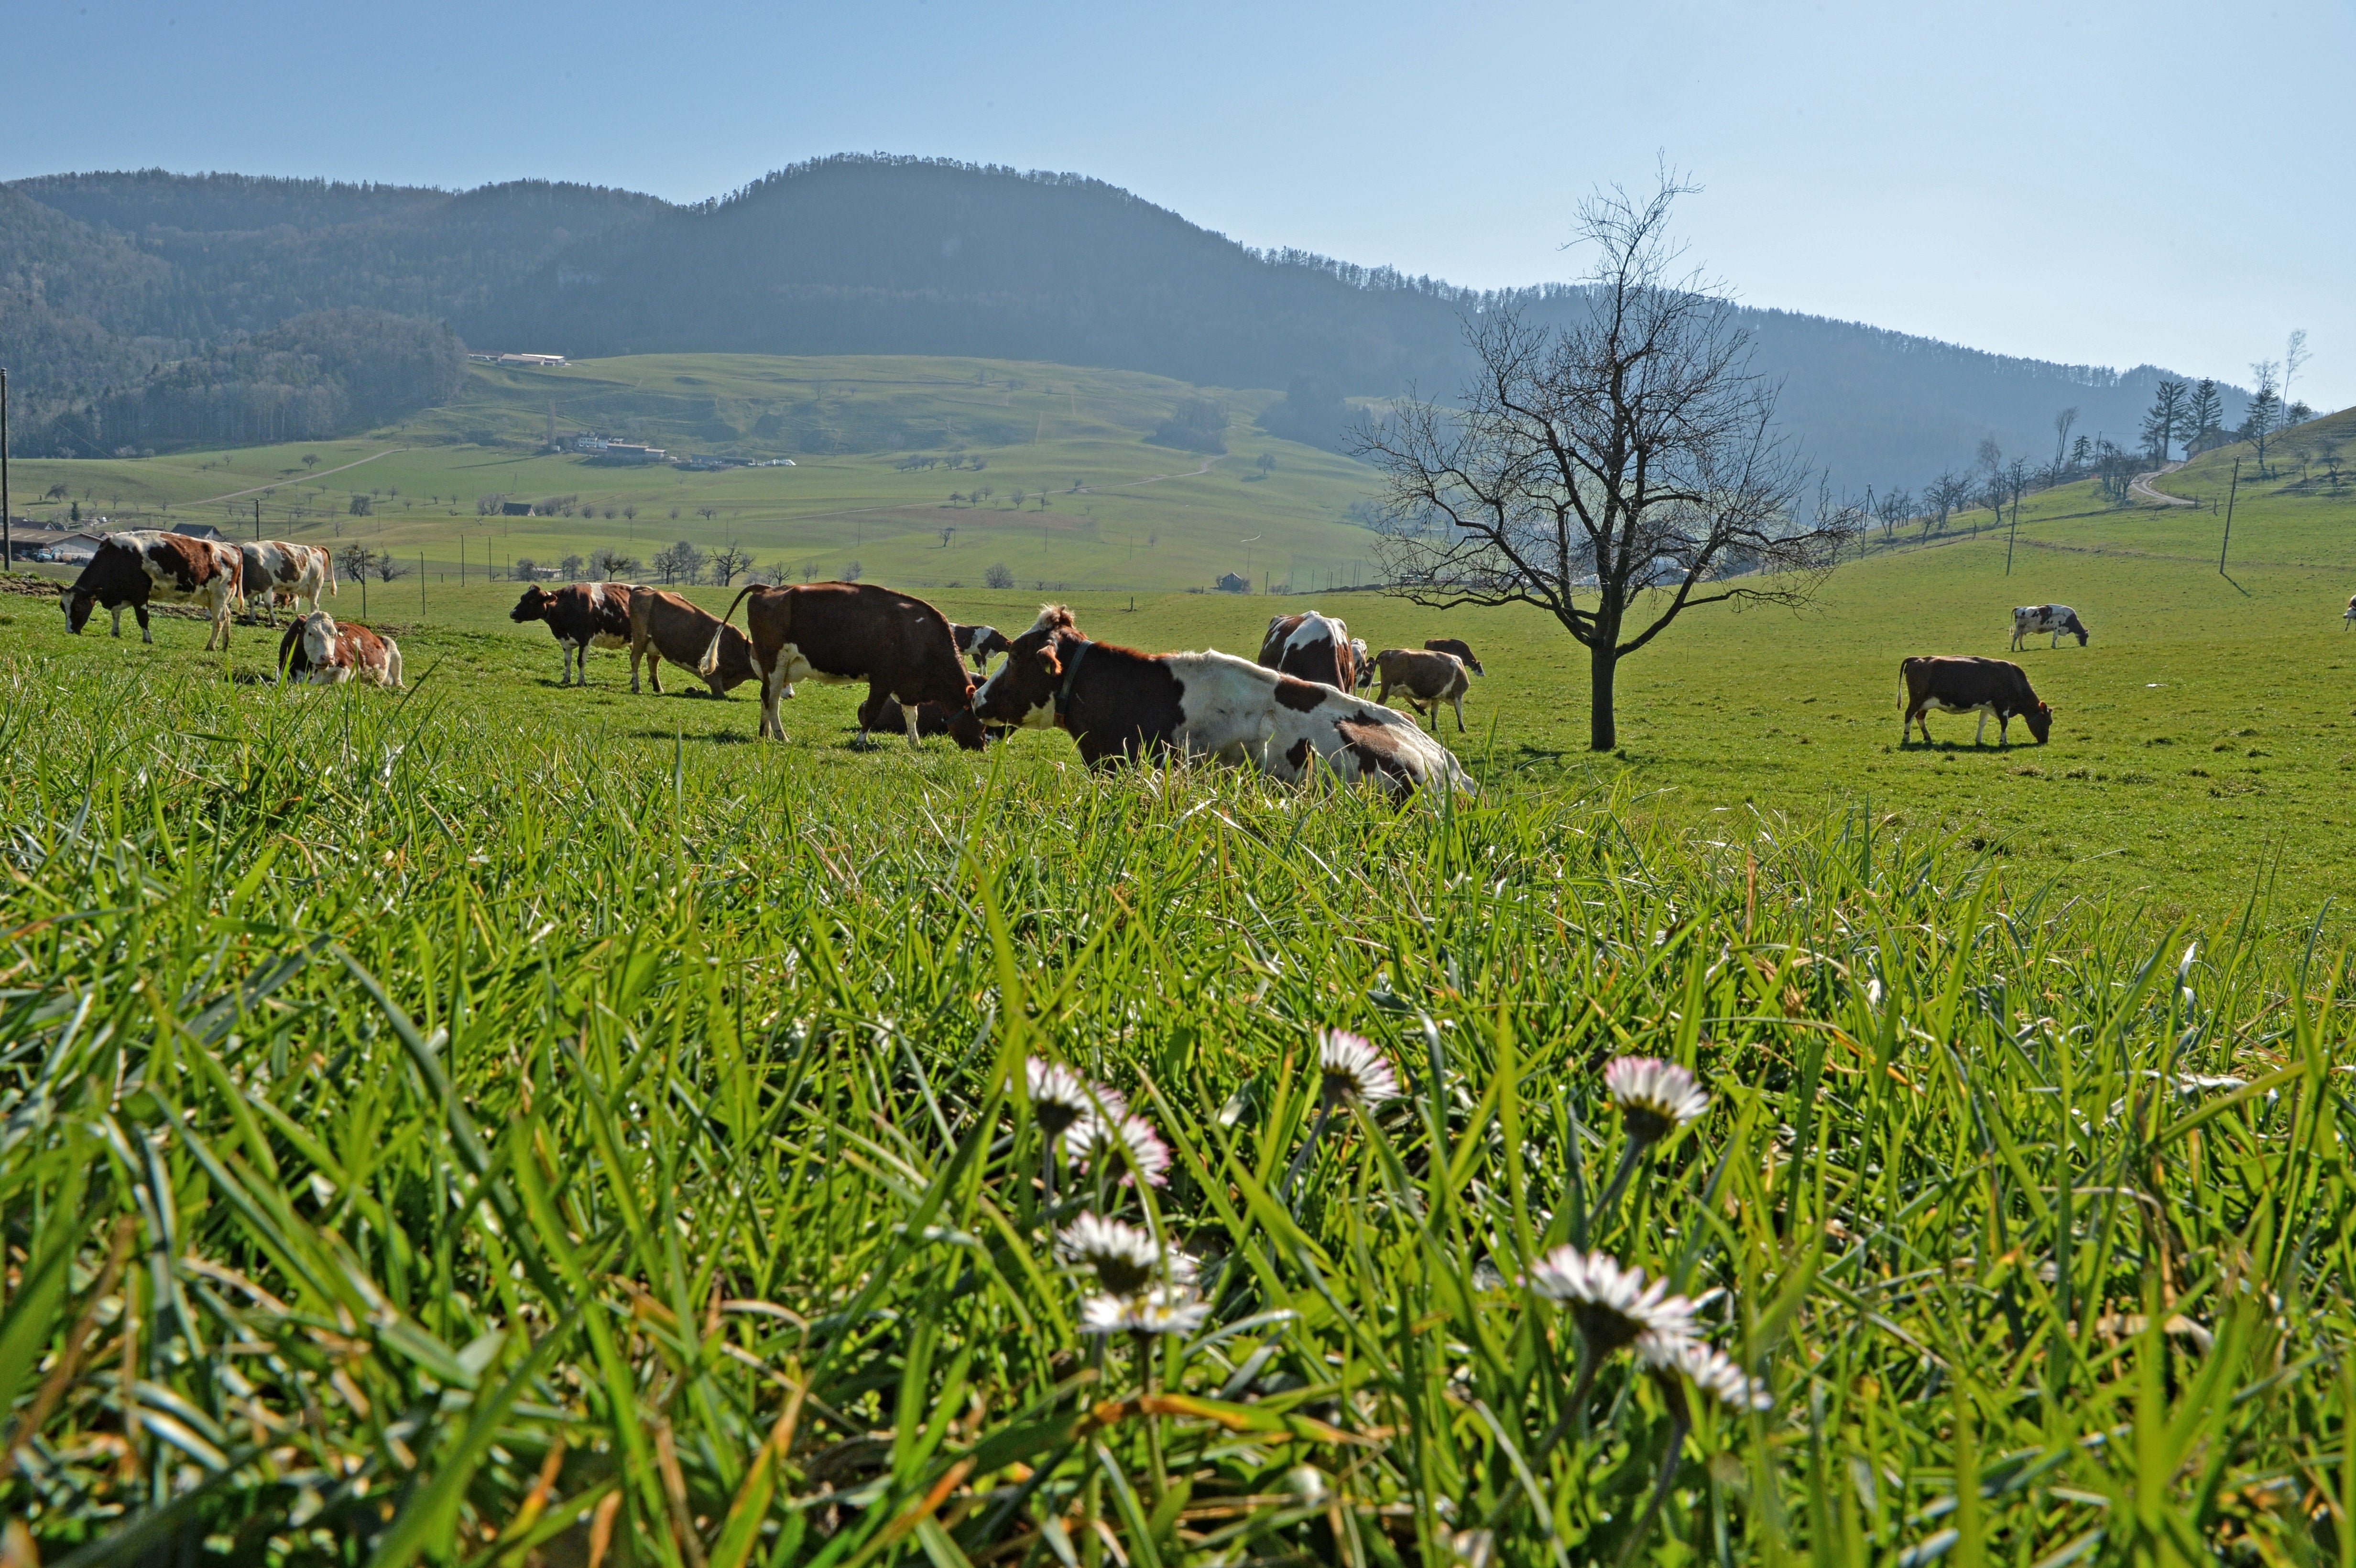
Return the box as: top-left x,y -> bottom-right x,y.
971,606 -> 1467,798
1899,656 -> 2053,746
1423,637 -> 1485,675
629,589 -> 757,697
952,622 -> 1012,671
510,583 -> 635,686
1370,648 -> 1472,733
1256,611 -> 1357,690
701,580 -> 974,745
238,541 -> 337,624
277,611 -> 403,688
60,530 -> 242,650
2343,594 -> 2354,630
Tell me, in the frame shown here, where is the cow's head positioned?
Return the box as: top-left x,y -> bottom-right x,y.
2026,703 -> 2053,744
302,612 -> 340,667
972,605 -> 1078,729
509,587 -> 554,623
1349,639 -> 1373,689
61,589 -> 96,633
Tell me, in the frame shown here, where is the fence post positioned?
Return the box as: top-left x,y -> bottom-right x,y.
420,553 -> 426,618
2219,458 -> 2239,574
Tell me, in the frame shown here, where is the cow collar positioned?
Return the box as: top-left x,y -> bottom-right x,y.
1053,638 -> 1092,718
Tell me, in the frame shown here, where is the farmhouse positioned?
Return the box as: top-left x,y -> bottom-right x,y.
496,353 -> 569,368
1215,572 -> 1250,593
501,501 -> 537,517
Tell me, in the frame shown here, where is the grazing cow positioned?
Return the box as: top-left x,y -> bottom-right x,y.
857,686 -> 996,751
952,622 -> 1011,671
510,583 -> 635,686
277,611 -> 403,688
701,580 -> 974,745
629,589 -> 757,697
60,530 -> 242,650
1255,611 -> 1357,690
1423,637 -> 1485,675
1899,656 -> 2053,746
1370,648 -> 1472,732
971,606 -> 1466,799
238,541 -> 337,624
2344,595 -> 2355,629
2010,604 -> 2091,649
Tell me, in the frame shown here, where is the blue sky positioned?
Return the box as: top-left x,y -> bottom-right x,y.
11,0 -> 2351,407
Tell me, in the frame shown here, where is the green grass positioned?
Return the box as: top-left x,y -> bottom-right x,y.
2,615 -> 2351,1567
7,372 -> 2355,1564
6,354 -> 1391,595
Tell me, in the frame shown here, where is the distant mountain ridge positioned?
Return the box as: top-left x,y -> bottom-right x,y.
4,157 -> 2242,484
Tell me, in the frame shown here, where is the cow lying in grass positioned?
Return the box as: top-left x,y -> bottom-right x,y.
971,606 -> 1466,798
278,612 -> 403,688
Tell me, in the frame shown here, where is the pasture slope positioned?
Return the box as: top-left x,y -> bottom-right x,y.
2,386 -> 2353,1568
4,354 -> 1394,596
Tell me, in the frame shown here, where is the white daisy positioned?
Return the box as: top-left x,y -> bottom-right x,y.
1068,1110 -> 1172,1187
1602,1056 -> 1710,1144
1129,1285 -> 1212,1337
1078,1293 -> 1135,1336
1526,1247 -> 1699,1353
1635,1330 -> 1772,1411
1318,1028 -> 1402,1106
1025,1056 -> 1128,1137
1057,1213 -> 1162,1296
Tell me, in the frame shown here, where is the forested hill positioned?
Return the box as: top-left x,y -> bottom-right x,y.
5,158 -> 2238,483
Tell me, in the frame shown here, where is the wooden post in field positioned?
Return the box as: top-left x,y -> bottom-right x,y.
2220,458 -> 2240,574
420,553 -> 427,618
1,365 -> 11,571
254,499 -> 262,541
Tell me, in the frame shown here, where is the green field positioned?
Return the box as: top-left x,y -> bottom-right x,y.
5,363 -> 2355,1567
7,354 -> 1391,596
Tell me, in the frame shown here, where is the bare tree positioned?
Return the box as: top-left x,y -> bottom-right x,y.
1875,488 -> 1913,539
2051,408 -> 2079,474
1353,175 -> 1855,751
2283,328 -> 2309,412
708,541 -> 753,586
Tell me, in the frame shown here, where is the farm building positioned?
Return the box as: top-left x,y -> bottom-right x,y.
1215,572 -> 1250,593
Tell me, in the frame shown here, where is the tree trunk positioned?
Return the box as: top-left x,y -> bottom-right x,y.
1589,640 -> 1618,751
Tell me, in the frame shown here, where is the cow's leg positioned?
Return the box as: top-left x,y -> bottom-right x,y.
1452,693 -> 1466,733
760,655 -> 787,740
109,605 -> 124,638
1973,712 -> 1988,746
903,700 -> 923,749
134,605 -> 152,643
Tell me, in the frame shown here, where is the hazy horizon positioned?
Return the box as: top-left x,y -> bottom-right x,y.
8,0 -> 2349,408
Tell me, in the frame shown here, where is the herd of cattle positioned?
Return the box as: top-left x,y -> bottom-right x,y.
502,581 -> 1483,796
57,526 -> 2356,792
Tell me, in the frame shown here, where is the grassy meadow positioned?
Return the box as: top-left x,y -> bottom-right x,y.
5,356 -> 1391,596
5,364 -> 2356,1567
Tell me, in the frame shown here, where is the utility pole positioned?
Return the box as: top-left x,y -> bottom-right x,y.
420,553 -> 427,618
254,498 -> 262,541
2219,458 -> 2240,574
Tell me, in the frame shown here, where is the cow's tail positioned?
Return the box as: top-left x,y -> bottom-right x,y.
385,638 -> 404,691
700,583 -> 762,678
325,547 -> 339,599
1897,657 -> 1914,714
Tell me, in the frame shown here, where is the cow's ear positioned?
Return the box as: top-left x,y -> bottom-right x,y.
1035,647 -> 1061,678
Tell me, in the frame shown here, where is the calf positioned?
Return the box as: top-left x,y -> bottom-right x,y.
857,687 -> 996,751
952,622 -> 1012,671
1371,648 -> 1472,732
238,541 -> 336,624
971,606 -> 1466,799
510,583 -> 635,686
1256,611 -> 1357,690
629,589 -> 757,697
1423,637 -> 1485,675
2011,604 -> 2090,649
1900,655 -> 2053,746
702,580 -> 974,745
277,611 -> 403,688
60,530 -> 242,651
